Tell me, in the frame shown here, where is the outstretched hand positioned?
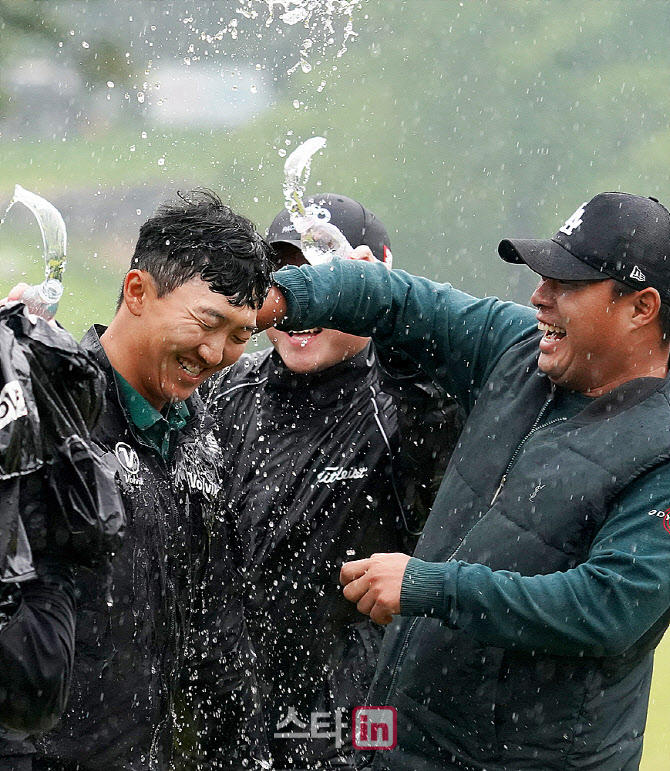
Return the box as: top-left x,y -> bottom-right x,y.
340,553 -> 411,625
255,285 -> 288,333
255,244 -> 391,333
0,283 -> 60,328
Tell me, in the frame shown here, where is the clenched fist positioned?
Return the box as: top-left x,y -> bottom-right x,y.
340,552 -> 411,625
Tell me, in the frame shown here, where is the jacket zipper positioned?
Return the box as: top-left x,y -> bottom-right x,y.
489,397 -> 566,506
384,617 -> 421,705
369,384 -> 419,536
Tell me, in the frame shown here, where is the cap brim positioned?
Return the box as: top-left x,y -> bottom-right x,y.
498,238 -> 608,281
269,237 -> 331,266
268,236 -> 303,250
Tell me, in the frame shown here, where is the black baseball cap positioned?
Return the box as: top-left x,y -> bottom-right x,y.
498,192 -> 670,303
266,193 -> 392,264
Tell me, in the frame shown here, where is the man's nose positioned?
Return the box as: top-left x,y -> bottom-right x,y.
198,337 -> 225,367
530,277 -> 554,308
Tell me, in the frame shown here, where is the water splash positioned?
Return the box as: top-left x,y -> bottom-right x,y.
1,185 -> 67,320
282,137 -> 353,264
189,0 -> 360,79
283,135 -> 326,217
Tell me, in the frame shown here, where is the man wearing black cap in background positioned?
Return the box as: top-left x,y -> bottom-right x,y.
201,194 -> 463,771
257,192 -> 670,770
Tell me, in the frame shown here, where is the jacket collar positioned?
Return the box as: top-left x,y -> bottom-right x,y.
81,325 -> 214,442
266,342 -> 376,409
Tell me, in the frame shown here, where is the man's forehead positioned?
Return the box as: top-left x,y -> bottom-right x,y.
165,277 -> 255,324
199,294 -> 256,326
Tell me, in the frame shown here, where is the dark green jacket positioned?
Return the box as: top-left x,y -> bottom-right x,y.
273,260 -> 670,771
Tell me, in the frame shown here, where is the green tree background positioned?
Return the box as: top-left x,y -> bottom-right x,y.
1,1 -> 669,765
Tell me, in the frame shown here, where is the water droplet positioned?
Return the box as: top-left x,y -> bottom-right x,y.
281,8 -> 308,25
278,149 -> 287,157
107,81 -> 115,88
82,41 -> 90,49
157,157 -> 165,166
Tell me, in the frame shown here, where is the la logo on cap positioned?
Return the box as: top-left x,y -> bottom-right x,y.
559,202 -> 588,237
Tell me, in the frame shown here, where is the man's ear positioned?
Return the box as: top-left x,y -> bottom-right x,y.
122,270 -> 155,317
630,287 -> 662,329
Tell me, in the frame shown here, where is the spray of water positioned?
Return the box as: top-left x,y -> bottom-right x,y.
189,1 -> 361,78
1,185 -> 67,319
283,136 -> 326,217
282,137 -> 354,264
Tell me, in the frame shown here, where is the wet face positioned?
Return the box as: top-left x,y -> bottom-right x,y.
530,277 -> 634,394
132,275 -> 256,409
268,243 -> 370,374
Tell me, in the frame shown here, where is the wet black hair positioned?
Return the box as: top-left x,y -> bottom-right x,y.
117,189 -> 273,310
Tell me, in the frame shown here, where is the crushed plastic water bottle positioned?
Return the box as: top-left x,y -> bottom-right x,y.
1,185 -> 67,321
293,203 -> 353,264
283,136 -> 353,264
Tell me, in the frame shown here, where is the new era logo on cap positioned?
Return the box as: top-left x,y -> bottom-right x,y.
630,265 -> 646,282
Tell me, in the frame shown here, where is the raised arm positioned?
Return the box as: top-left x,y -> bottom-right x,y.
258,259 -> 537,410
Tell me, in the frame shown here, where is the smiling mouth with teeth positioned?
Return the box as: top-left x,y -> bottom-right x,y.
287,328 -> 322,336
538,321 -> 566,340
177,357 -> 204,376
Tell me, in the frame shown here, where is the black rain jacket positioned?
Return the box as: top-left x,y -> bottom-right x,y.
0,306 -> 123,761
34,326 -> 261,771
201,344 -> 463,770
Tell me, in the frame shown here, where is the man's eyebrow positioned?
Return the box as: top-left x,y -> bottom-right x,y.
199,307 -> 255,331
199,307 -> 226,321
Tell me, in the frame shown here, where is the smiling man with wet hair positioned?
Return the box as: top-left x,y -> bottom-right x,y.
33,190 -> 273,771
258,192 -> 670,771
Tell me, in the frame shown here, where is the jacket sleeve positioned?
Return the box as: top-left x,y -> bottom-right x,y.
0,556 -> 75,734
273,260 -> 538,411
400,463 -> 670,657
